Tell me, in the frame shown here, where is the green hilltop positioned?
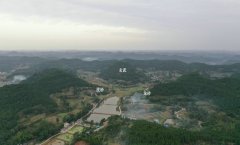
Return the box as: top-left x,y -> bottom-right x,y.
100,61 -> 146,83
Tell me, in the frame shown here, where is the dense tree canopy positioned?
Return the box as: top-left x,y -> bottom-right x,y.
100,61 -> 146,83
0,69 -> 91,145
150,73 -> 240,115
149,73 -> 240,144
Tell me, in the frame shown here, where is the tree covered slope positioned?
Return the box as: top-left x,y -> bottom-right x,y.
100,61 -> 146,83
0,69 -> 91,144
150,73 -> 240,115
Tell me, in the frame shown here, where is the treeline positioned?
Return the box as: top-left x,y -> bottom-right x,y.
149,73 -> 240,144
0,69 -> 92,144
127,120 -> 211,145
100,61 -> 146,83
10,58 -> 240,78
150,73 -> 240,115
63,103 -> 93,123
126,59 -> 240,73
75,116 -> 235,145
126,120 -> 240,145
72,116 -> 125,145
9,121 -> 62,144
0,56 -> 46,72
71,131 -> 103,145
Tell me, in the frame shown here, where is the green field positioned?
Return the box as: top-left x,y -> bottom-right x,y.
68,125 -> 84,134
56,133 -> 73,143
112,84 -> 145,97
55,126 -> 84,143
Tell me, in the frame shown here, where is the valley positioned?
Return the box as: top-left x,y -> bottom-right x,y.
0,56 -> 240,145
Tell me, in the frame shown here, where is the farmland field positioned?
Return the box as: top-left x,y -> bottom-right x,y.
56,133 -> 73,143
68,125 -> 84,135
87,96 -> 120,123
44,139 -> 65,145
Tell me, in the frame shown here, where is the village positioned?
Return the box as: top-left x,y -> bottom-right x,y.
40,96 -> 122,145
0,67 -> 210,145
41,87 -> 192,145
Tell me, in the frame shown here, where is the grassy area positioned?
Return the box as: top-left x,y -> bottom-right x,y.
42,125 -> 85,144
57,133 -> 73,143
67,98 -> 82,109
44,139 -> 65,145
53,126 -> 85,143
68,125 -> 84,135
113,84 -> 145,97
20,113 -> 46,125
78,71 -> 109,87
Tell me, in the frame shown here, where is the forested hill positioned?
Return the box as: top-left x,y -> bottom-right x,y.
22,69 -> 91,93
100,61 -> 146,83
83,115 -> 240,145
0,69 -> 91,145
10,58 -> 240,77
147,74 -> 240,144
0,56 -> 46,72
125,59 -> 240,73
150,73 -> 240,115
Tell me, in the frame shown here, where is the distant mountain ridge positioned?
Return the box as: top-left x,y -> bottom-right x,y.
3,56 -> 240,76
13,58 -> 240,74
1,51 -> 240,64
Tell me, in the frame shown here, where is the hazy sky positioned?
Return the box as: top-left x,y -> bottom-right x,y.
0,0 -> 239,51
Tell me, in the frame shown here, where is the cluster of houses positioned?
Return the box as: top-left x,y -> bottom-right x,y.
146,71 -> 182,82
0,72 -> 7,87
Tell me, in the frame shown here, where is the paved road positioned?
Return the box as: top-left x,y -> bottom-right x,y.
40,99 -> 103,145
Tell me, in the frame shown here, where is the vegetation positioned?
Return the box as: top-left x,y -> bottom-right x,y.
0,56 -> 46,72
0,69 -> 92,145
2,57 -> 240,145
100,61 -> 146,83
71,73 -> 240,145
7,58 -> 240,78
71,132 -> 103,145
126,119 -> 240,145
127,120 -> 210,145
71,116 -> 124,145
10,120 -> 61,144
78,116 -> 230,145
149,73 -> 240,144
150,73 -> 240,115
63,103 -> 93,123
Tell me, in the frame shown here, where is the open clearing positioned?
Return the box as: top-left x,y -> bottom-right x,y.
43,126 -> 84,145
56,133 -> 73,143
68,125 -> 84,135
44,139 -> 65,145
